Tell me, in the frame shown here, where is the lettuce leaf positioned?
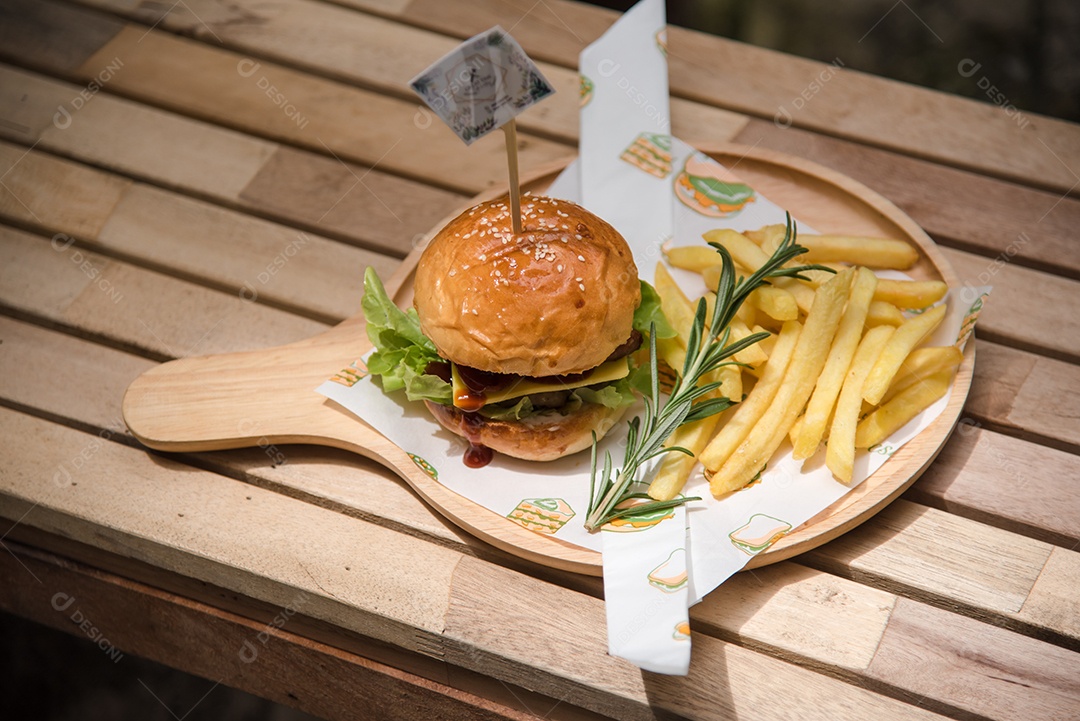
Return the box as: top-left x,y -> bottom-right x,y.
362,271 -> 669,413
634,280 -> 677,339
362,268 -> 452,404
478,396 -> 535,421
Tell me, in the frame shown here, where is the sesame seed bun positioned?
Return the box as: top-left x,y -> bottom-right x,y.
424,400 -> 628,462
413,196 -> 640,377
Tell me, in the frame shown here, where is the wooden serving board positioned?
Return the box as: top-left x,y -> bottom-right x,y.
123,143 -> 973,577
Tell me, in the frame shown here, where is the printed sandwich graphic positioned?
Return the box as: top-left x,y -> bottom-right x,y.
604,497 -> 675,532
330,358 -> 368,387
507,498 -> 576,535
620,132 -> 673,178
674,152 -> 756,217
579,74 -> 594,106
729,513 -> 792,555
647,548 -> 687,593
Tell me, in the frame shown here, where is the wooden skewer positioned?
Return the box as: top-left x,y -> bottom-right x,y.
503,118 -> 523,235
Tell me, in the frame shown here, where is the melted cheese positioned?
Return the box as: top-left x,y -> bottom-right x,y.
452,358 -> 630,409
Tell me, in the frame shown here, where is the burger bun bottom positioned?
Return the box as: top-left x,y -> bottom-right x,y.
424,400 -> 627,462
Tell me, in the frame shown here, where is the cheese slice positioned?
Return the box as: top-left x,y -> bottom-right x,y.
452,358 -> 630,409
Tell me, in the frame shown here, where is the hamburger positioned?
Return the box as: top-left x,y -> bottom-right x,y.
363,195 -> 669,467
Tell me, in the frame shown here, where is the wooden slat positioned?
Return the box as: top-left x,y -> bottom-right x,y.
1017,548 -> 1080,643
0,225 -> 326,359
0,0 -> 125,72
909,424 -> 1080,548
0,542 -> 545,721
692,562 -> 895,672
4,311 -> 1078,690
734,118 -> 1080,280
806,500 -> 1080,647
0,0 -> 572,196
68,0 -> 750,147
354,0 -> 1080,195
0,314 -> 470,554
0,64 -> 465,256
942,246 -> 1080,364
0,138 -> 131,237
0,140 -> 397,321
8,310 -> 1080,720
6,197 -> 1071,546
865,597 -> 1080,720
0,407 -> 954,721
0,411 -> 460,647
965,342 -> 1080,453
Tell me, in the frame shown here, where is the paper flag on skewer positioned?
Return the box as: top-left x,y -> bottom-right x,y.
409,26 -> 555,145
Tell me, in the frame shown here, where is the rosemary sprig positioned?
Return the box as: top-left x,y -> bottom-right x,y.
583,215 -> 833,531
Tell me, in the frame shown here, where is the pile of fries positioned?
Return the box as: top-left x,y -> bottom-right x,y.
648,224 -> 963,502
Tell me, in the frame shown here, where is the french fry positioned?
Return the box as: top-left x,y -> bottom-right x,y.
702,262 -> 754,289
703,228 -> 815,313
728,318 -> 769,367
719,362 -> 743,403
793,266 -> 878,460
750,286 -> 799,321
654,263 -> 697,344
866,300 -> 906,327
753,326 -> 777,357
789,415 -> 804,447
825,325 -> 895,483
799,265 -> 846,287
656,336 -> 687,376
699,320 -> 802,472
856,370 -> 953,448
665,245 -> 723,273
744,224 -> 785,247
798,235 -> 919,269
873,279 -> 948,310
703,229 -> 766,270
648,362 -> 733,501
649,341 -> 743,500
862,303 -> 947,405
702,264 -> 721,290
881,346 -> 963,404
706,269 -> 853,495
734,296 -> 757,327
657,263 -> 767,367
781,278 -> 817,315
649,401 -> 725,501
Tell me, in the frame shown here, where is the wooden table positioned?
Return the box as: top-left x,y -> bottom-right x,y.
2,1 -> 1079,718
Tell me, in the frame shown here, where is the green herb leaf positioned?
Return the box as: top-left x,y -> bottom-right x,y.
584,214 -> 824,531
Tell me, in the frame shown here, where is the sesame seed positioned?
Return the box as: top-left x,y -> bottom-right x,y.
478,254 -> 486,261
578,283 -> 585,291
575,234 -> 582,240
577,255 -> 585,261
472,309 -> 478,315
556,264 -> 563,272
449,269 -> 456,276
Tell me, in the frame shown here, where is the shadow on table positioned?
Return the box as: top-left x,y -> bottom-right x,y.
0,611 -> 325,721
